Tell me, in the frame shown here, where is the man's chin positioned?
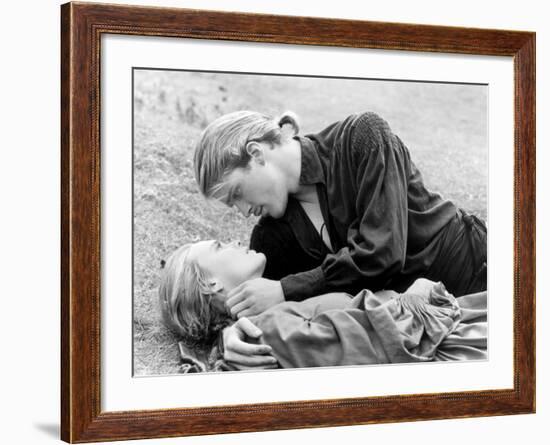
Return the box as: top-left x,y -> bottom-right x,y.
268,204 -> 287,219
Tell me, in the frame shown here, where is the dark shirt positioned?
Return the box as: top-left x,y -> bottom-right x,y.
250,112 -> 458,301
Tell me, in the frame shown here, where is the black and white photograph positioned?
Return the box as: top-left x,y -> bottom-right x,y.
133,68 -> 488,376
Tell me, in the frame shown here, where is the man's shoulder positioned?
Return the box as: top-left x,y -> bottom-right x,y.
353,111 -> 390,126
350,112 -> 392,141
325,111 -> 390,134
342,112 -> 396,161
310,112 -> 392,153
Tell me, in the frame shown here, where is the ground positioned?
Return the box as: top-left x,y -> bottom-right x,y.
132,69 -> 487,376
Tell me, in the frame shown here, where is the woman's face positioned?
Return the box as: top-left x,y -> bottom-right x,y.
189,240 -> 266,293
219,151 -> 289,219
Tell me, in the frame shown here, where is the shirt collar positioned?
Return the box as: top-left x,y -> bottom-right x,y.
295,135 -> 325,185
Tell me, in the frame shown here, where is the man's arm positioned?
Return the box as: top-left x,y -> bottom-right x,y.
281,113 -> 410,300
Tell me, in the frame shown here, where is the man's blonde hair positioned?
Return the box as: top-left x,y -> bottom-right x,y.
158,244 -> 230,347
194,110 -> 299,201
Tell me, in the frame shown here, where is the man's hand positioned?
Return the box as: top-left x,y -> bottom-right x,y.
222,318 -> 278,369
226,278 -> 284,319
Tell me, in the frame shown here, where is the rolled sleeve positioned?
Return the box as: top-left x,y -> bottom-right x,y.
280,266 -> 326,302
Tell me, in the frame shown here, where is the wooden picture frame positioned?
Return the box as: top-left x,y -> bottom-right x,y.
61,1 -> 535,442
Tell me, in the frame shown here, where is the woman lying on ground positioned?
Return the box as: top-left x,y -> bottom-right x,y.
159,239 -> 487,370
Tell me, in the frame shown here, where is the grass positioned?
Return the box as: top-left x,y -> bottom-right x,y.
133,69 -> 487,376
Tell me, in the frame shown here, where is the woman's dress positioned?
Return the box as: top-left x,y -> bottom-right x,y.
235,281 -> 487,369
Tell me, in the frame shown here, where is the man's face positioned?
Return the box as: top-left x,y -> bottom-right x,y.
219,158 -> 289,219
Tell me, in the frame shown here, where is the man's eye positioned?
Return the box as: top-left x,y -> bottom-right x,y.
232,187 -> 241,201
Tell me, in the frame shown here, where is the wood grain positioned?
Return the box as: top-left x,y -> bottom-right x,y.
60,2 -> 536,442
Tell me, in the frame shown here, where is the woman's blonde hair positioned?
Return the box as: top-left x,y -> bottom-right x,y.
158,244 -> 230,347
194,110 -> 299,200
